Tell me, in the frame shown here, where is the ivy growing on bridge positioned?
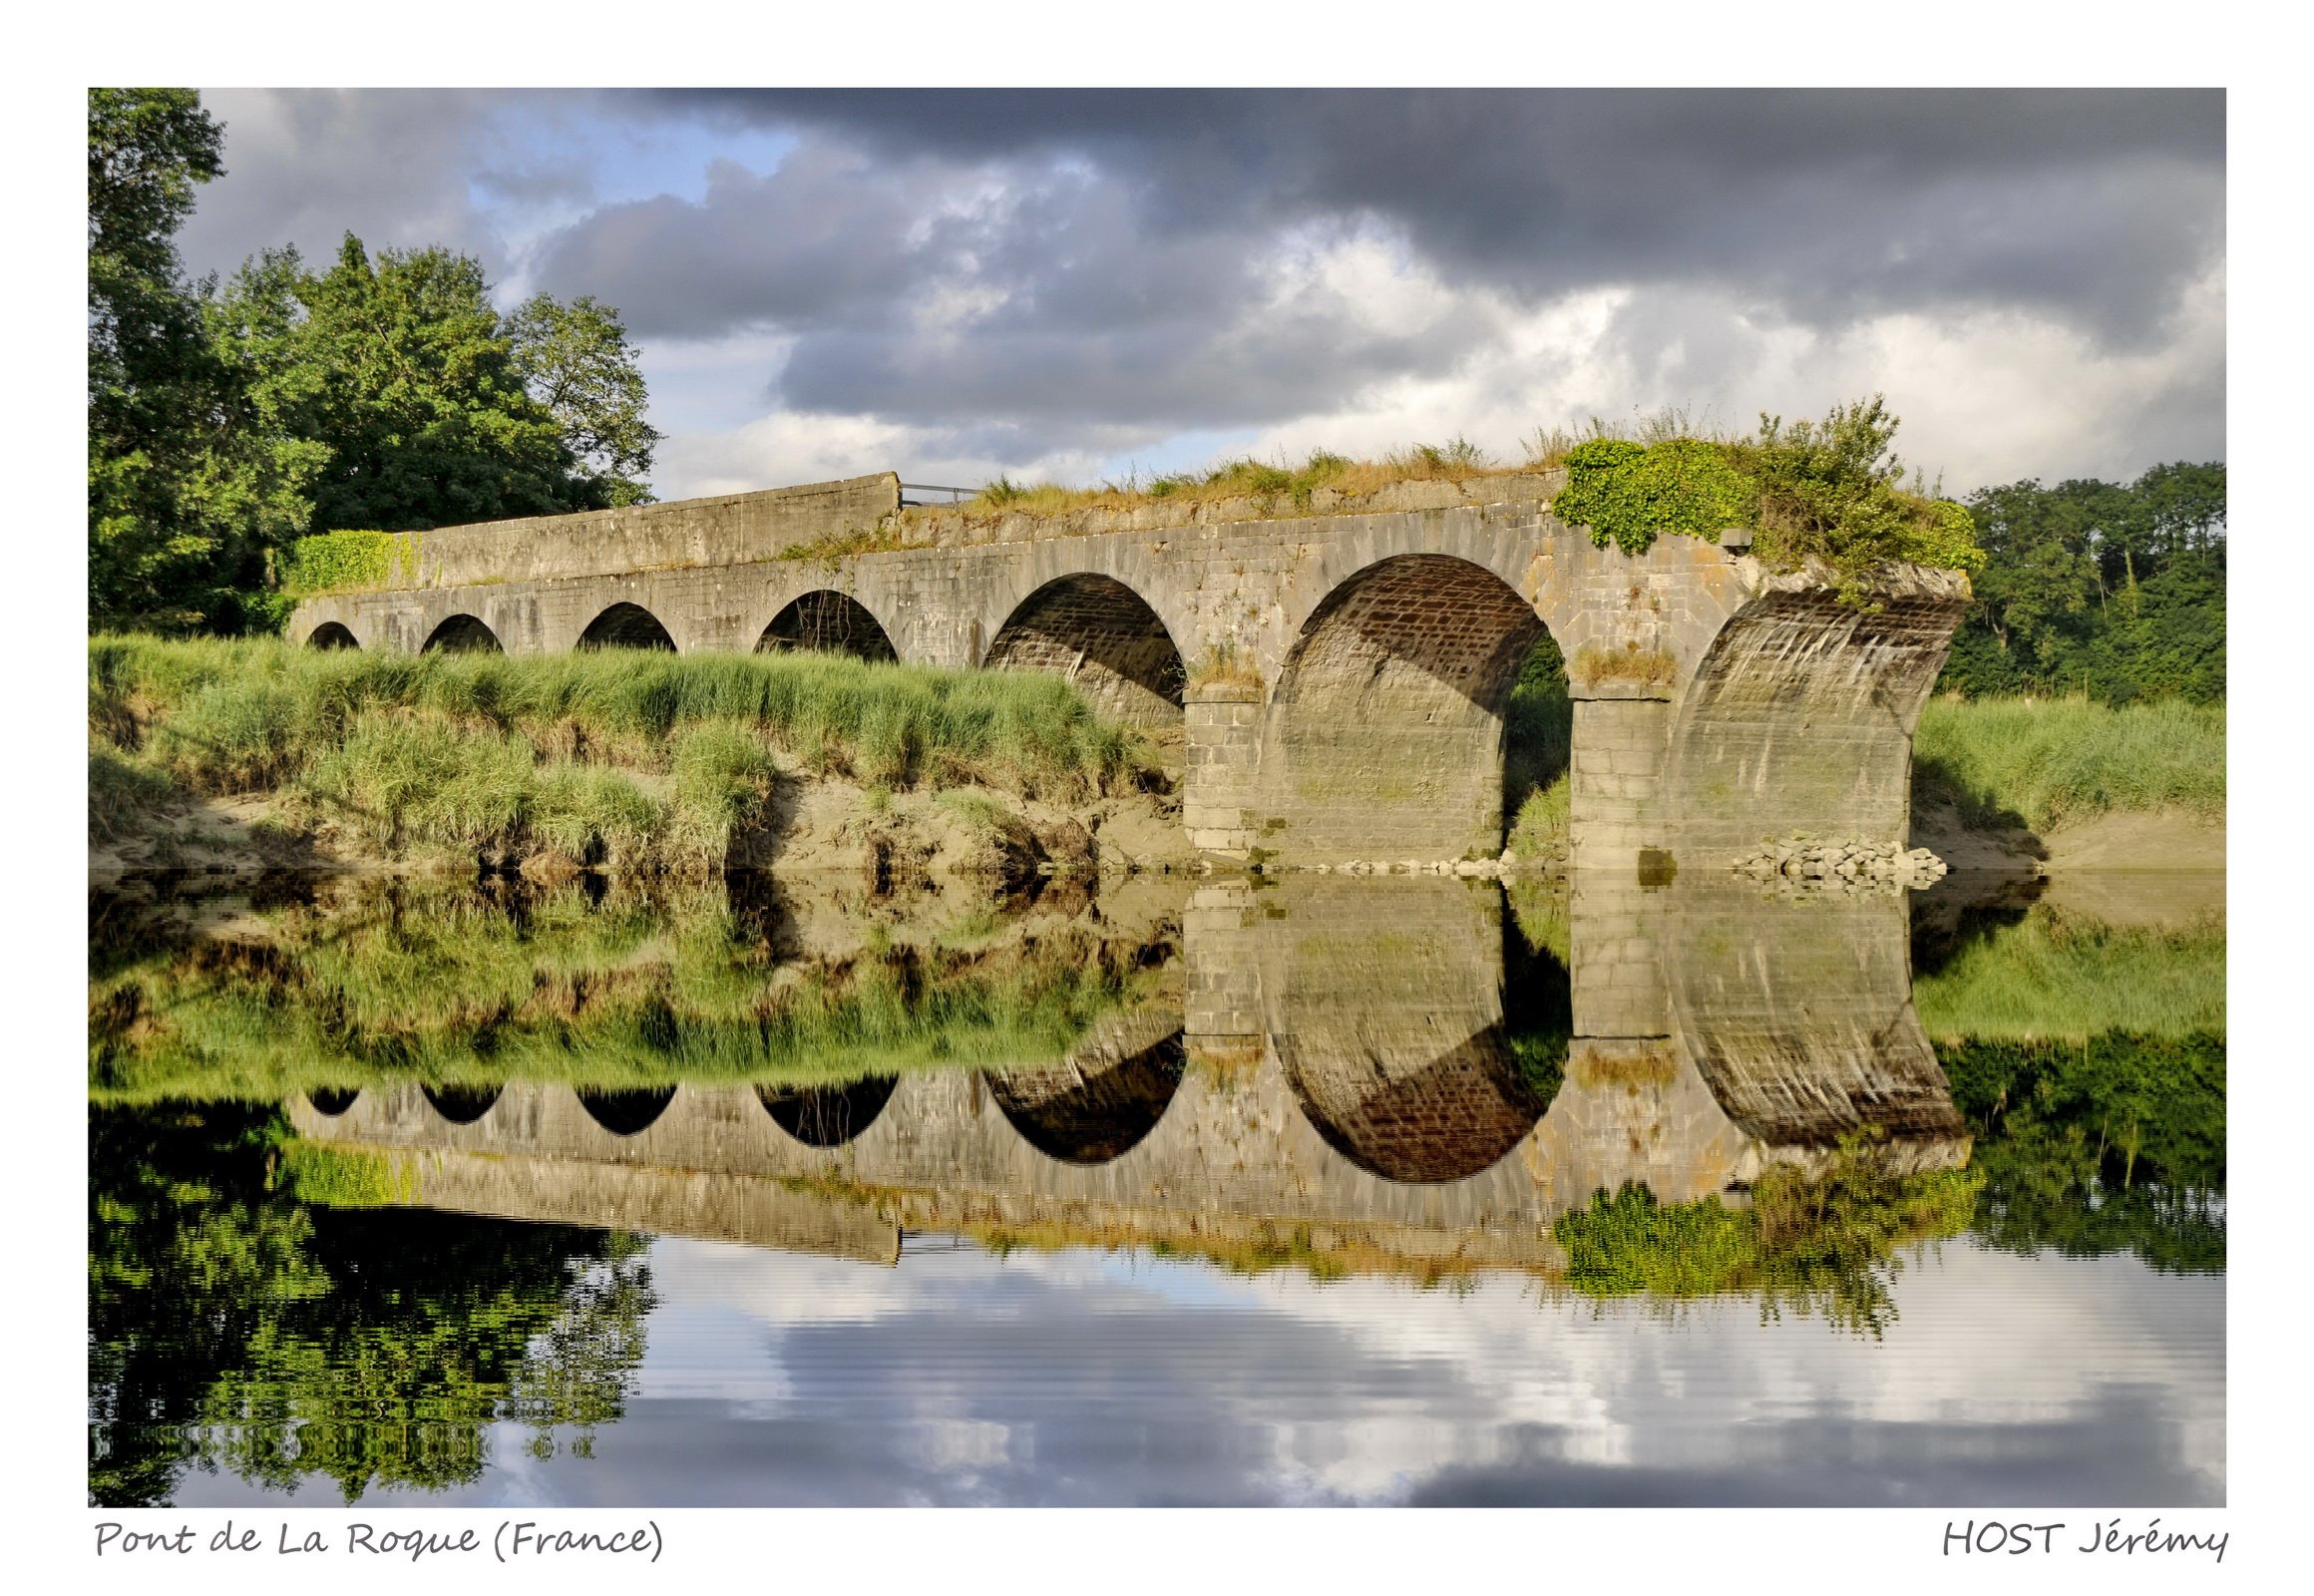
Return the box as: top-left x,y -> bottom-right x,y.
278,529 -> 423,596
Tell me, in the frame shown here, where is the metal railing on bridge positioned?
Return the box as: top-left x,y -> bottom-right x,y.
899,483 -> 975,508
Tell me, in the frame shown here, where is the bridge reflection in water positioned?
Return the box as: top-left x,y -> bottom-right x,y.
287,877 -> 1967,1278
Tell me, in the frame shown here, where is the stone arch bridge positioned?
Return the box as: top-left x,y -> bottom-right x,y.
289,471 -> 1971,870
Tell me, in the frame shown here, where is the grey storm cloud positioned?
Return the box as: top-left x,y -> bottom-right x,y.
171,88 -> 2224,484
519,88 -> 2220,446
606,87 -> 2223,339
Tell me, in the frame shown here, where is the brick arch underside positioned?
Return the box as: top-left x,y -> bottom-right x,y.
759,591 -> 899,662
578,601 -> 677,651
1278,1029 -> 1552,1184
1659,588 -> 1968,858
424,613 -> 503,652
981,574 -> 1185,727
985,1026 -> 1187,1165
1269,554 -> 1549,858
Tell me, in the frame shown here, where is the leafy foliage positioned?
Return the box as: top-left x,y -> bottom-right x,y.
1546,397 -> 1985,603
277,529 -> 421,595
1553,1135 -> 1984,1337
1939,463 -> 2225,703
89,91 -> 660,635
505,292 -> 662,508
1732,396 -> 1984,589
88,1101 -> 656,1506
213,237 -> 584,533
1937,1031 -> 2225,1273
89,90 -> 320,634
1550,437 -> 1757,555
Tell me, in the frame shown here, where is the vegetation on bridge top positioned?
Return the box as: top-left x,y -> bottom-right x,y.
876,397 -> 1983,602
1552,1132 -> 1984,1337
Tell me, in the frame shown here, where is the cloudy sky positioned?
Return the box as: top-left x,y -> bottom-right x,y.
174,89 -> 2225,503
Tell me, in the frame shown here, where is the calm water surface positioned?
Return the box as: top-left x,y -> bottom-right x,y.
89,867 -> 2224,1507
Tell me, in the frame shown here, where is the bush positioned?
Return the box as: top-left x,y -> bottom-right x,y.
1551,437 -> 1756,555
1547,396 -> 1985,601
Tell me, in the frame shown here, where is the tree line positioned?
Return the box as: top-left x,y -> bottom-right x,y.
1940,461 -> 2225,704
90,89 -> 659,633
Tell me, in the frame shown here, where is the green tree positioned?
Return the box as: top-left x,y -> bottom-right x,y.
217,237 -> 584,533
89,1101 -> 657,1507
1939,463 -> 2224,703
89,89 -> 316,633
507,293 -> 662,506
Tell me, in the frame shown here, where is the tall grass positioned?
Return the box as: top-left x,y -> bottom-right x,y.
1913,694 -> 2225,833
914,441 -> 1528,523
89,635 -> 1152,870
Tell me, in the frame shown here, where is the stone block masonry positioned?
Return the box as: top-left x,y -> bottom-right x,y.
290,471 -> 1970,875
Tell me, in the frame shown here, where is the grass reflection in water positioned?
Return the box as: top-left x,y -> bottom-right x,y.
89,872 -> 1176,1103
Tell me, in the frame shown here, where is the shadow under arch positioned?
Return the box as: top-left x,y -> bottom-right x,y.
306,621 -> 359,650
578,602 -> 676,651
756,1075 -> 901,1147
423,613 -> 504,653
422,1083 -> 502,1125
981,573 -> 1184,726
985,1028 -> 1187,1165
577,1086 -> 677,1137
758,592 -> 899,662
1269,553 -> 1554,858
305,1087 -> 361,1116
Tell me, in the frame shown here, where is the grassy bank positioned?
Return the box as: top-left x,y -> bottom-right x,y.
1912,694 -> 2224,834
90,635 -> 1153,873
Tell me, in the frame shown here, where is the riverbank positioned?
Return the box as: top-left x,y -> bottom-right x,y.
90,635 -> 1187,885
1905,693 -> 2224,884
91,640 -> 2223,885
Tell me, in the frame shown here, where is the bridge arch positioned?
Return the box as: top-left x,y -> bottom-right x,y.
578,1085 -> 677,1137
306,621 -> 359,650
578,601 -> 677,651
306,1087 -> 360,1116
1265,553 -> 1559,859
422,613 -> 504,653
981,573 -> 1186,726
985,1028 -> 1187,1165
422,1083 -> 502,1125
1658,581 -> 1967,858
757,1075 -> 900,1147
757,591 -> 899,662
